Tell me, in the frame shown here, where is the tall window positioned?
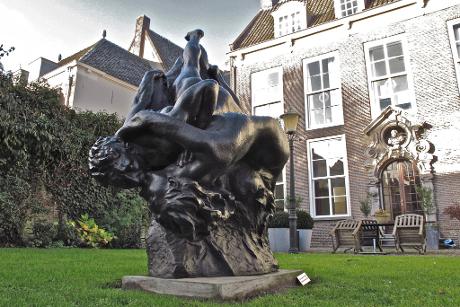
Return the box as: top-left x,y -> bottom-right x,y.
308,135 -> 349,218
251,67 -> 285,210
448,20 -> 460,92
304,52 -> 343,129
381,160 -> 423,220
334,0 -> 364,18
272,1 -> 307,38
365,37 -> 416,118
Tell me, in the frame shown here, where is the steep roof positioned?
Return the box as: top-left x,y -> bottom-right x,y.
231,0 -> 401,51
57,39 -> 159,86
147,30 -> 184,72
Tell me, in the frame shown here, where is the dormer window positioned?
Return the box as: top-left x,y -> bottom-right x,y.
272,1 -> 307,38
334,0 -> 364,18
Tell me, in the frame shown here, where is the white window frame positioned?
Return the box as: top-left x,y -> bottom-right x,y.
364,35 -> 417,119
334,0 -> 365,18
251,66 -> 286,210
447,18 -> 460,94
274,168 -> 287,212
272,1 -> 307,38
303,51 -> 343,130
251,66 -> 284,116
307,135 -> 351,219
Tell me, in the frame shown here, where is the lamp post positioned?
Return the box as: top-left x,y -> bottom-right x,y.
280,111 -> 300,254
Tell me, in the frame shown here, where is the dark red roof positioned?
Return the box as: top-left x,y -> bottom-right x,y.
231,0 -> 401,51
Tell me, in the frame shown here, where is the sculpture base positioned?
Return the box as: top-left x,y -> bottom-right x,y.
122,269 -> 302,301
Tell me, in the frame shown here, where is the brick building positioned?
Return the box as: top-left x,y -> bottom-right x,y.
228,0 -> 460,248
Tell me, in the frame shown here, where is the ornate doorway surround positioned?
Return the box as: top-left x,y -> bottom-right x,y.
363,107 -> 436,220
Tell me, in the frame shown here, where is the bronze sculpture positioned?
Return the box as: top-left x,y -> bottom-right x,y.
89,30 -> 289,278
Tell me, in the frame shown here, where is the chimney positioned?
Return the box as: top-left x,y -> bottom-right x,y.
129,15 -> 150,58
260,0 -> 278,10
102,29 -> 107,39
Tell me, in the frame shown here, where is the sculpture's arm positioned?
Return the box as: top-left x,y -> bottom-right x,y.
117,111 -> 215,155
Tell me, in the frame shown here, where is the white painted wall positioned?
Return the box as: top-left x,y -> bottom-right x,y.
72,66 -> 136,118
43,62 -> 137,118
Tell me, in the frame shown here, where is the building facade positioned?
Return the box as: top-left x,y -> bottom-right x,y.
228,0 -> 460,248
26,15 -> 183,118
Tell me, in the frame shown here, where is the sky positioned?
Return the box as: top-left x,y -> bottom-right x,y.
0,0 -> 261,71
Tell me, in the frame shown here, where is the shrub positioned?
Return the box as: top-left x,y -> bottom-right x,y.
444,203 -> 460,221
61,221 -> 80,247
268,210 -> 314,229
297,210 -> 314,229
416,186 -> 435,214
100,192 -> 148,248
359,193 -> 372,218
69,214 -> 114,248
31,219 -> 57,248
0,176 -> 33,246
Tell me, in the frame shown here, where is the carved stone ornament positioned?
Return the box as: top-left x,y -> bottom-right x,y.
88,30 -> 289,278
363,106 -> 435,183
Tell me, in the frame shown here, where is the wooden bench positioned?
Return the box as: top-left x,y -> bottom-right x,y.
392,214 -> 426,254
330,219 -> 361,253
355,219 -> 383,252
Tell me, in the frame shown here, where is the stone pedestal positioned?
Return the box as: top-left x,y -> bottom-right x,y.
122,269 -> 302,301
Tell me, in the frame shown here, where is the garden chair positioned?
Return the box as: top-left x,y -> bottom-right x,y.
354,219 -> 383,252
392,214 -> 426,254
330,219 -> 361,253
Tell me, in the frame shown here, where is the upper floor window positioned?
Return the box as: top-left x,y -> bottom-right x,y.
251,66 -> 283,117
272,1 -> 307,38
307,135 -> 350,218
364,36 -> 416,118
334,0 -> 364,18
303,52 -> 343,129
448,19 -> 460,93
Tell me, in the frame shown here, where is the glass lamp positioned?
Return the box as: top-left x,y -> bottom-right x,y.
280,111 -> 300,134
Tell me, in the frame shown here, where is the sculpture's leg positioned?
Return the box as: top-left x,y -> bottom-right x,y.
167,79 -> 219,130
124,70 -> 170,125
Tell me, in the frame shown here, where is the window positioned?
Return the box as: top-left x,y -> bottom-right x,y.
303,52 -> 343,129
364,36 -> 416,118
278,12 -> 302,37
381,160 -> 423,220
251,67 -> 283,117
334,0 -> 364,18
251,67 -> 285,210
448,20 -> 460,93
308,135 -> 349,218
272,1 -> 307,38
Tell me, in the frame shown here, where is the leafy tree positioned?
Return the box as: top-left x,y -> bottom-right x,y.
0,69 -> 147,246
0,44 -> 15,71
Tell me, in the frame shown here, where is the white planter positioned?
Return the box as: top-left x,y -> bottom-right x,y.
268,228 -> 312,252
298,229 -> 312,252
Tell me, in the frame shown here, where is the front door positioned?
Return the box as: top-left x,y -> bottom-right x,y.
381,160 -> 423,220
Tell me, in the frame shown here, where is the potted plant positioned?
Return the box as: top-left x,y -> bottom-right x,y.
416,186 -> 436,222
359,193 -> 372,218
374,208 -> 391,224
267,210 -> 314,252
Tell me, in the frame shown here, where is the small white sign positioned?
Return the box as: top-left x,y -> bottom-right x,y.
297,272 -> 311,286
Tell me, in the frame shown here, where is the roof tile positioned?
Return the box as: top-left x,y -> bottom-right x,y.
231,0 -> 401,50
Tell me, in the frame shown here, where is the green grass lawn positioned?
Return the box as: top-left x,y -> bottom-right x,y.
0,249 -> 459,306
